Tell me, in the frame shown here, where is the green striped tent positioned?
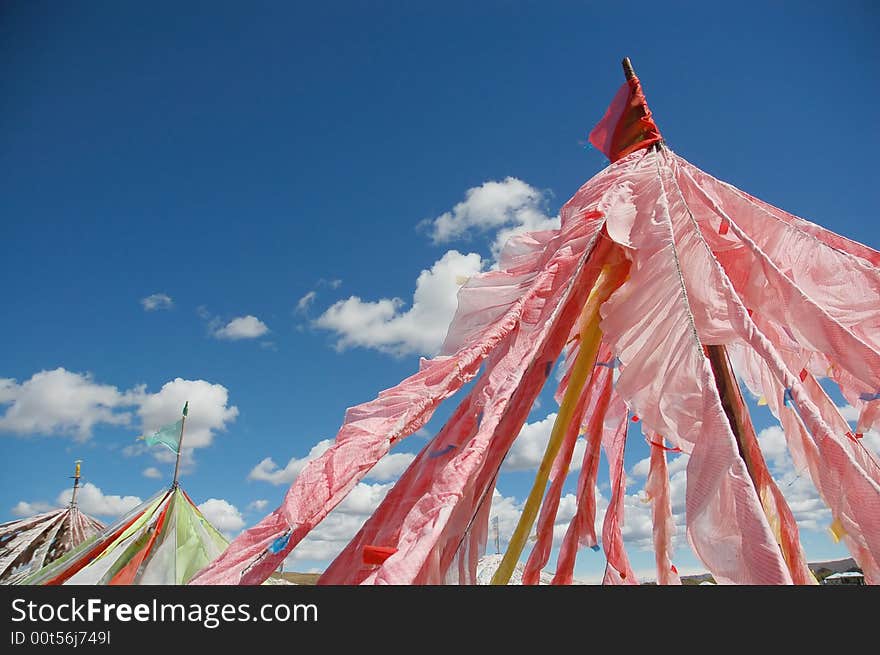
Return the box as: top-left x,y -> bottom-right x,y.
18,486 -> 228,585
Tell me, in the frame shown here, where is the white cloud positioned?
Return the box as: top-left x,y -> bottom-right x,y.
838,405 -> 859,422
750,425 -> 835,533
630,456 -> 651,479
0,368 -> 134,440
0,370 -> 237,461
310,178 -> 563,357
314,250 -> 484,356
363,452 -> 416,481
425,177 -> 559,256
141,293 -> 173,311
296,291 -> 317,314
502,412 -> 586,473
212,315 -> 270,340
630,450 -> 690,479
618,490 -> 660,551
337,482 -> 393,515
0,379 -> 14,404
198,498 -> 245,537
57,482 -> 142,518
11,500 -> 54,517
247,499 -> 268,512
862,430 -> 880,459
248,439 -> 333,485
142,467 -> 162,479
756,425 -> 790,471
249,440 -> 415,485
135,378 -> 239,457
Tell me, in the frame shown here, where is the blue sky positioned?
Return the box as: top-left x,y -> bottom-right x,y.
2,2 -> 878,582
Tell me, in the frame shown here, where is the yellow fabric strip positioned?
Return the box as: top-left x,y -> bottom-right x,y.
491,263 -> 620,585
828,517 -> 846,543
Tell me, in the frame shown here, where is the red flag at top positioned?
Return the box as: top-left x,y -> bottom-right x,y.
589,75 -> 662,162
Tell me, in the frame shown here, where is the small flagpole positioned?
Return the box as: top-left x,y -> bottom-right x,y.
171,403 -> 188,489
69,460 -> 82,508
622,56 -> 636,80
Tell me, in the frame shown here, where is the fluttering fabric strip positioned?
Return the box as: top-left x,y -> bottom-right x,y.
598,149 -> 792,583
706,344 -> 816,584
551,356 -> 614,585
660,152 -> 880,582
319,370 -> 493,584
492,259 -> 628,585
675,158 -> 880,438
729,343 -> 880,584
191,149 -> 660,585
190,216 -> 604,584
644,435 -> 682,585
601,397 -> 637,585
521,344 -> 615,585
363,236 -> 618,584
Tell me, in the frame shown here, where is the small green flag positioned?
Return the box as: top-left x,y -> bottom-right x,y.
139,419 -> 183,454
182,401 -> 188,417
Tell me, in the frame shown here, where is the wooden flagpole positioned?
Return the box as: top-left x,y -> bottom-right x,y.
623,57 -> 805,580
171,403 -> 188,489
69,460 -> 82,508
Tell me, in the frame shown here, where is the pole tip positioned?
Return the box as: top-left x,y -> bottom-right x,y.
622,57 -> 636,80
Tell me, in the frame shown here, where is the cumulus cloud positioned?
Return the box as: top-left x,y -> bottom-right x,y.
314,250 -> 484,356
135,378 -> 239,456
756,425 -> 791,470
142,467 -> 162,479
11,500 -> 54,517
862,430 -> 880,459
57,482 -> 142,518
212,315 -> 270,340
310,178 -> 563,358
249,440 -> 415,486
617,489 -> 663,552
0,368 -> 134,440
141,293 -> 173,311
362,452 -> 416,481
198,498 -> 245,537
424,177 -> 559,256
630,450 -> 690,480
248,439 -> 332,485
247,499 -> 268,512
502,412 -> 586,473
0,369 -> 238,471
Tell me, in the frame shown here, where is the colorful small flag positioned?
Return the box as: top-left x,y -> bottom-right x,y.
139,419 -> 183,454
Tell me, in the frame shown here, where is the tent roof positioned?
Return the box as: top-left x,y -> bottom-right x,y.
0,506 -> 104,583
18,486 -> 228,585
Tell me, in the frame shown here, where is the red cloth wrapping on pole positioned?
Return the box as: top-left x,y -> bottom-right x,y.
589,76 -> 662,162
